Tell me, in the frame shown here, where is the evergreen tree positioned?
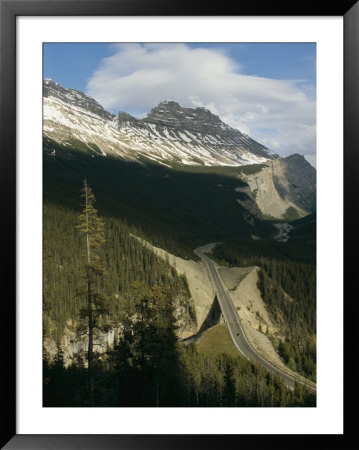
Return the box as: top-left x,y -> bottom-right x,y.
76,179 -> 107,403
110,282 -> 182,406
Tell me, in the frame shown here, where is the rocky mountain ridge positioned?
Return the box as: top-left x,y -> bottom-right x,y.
43,79 -> 316,220
43,79 -> 114,121
43,79 -> 277,166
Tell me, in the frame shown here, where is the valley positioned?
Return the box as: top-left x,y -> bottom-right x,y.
42,80 -> 316,407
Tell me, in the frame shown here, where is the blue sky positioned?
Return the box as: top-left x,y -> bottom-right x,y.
43,43 -> 316,165
44,43 -> 316,94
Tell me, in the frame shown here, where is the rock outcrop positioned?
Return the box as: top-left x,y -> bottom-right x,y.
236,155 -> 316,220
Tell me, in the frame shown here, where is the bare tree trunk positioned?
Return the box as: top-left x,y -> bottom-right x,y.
77,179 -> 106,407
88,276 -> 94,405
84,180 -> 94,405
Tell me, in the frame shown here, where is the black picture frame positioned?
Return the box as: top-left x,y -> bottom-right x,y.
1,0 -> 356,448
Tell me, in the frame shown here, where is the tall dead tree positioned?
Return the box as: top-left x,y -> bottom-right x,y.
76,179 -> 106,404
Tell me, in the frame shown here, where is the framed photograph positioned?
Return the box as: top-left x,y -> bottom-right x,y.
1,0 -> 355,448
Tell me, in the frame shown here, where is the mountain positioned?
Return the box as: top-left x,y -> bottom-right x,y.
43,79 -> 277,166
43,79 -> 114,121
235,154 -> 316,220
43,79 -> 316,224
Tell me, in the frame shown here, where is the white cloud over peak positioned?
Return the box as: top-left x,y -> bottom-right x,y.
86,43 -> 316,165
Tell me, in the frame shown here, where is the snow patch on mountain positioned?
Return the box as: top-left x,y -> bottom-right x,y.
43,80 -> 278,166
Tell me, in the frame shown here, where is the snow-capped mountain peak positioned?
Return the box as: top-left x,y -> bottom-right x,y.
43,79 -> 114,121
43,80 -> 278,166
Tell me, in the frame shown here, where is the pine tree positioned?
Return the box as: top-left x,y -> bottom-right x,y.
76,179 -> 107,404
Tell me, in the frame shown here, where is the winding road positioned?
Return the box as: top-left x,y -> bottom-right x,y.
195,244 -> 316,392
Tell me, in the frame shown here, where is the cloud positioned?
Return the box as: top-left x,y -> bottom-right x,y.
86,43 -> 316,165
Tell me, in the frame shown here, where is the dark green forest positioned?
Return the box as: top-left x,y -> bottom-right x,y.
43,137 -> 275,258
44,341 -> 315,407
43,140 -> 316,407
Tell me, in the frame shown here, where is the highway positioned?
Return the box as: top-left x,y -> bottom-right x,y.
194,245 -> 316,392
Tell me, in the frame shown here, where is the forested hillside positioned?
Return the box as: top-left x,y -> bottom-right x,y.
43,137 -> 275,258
43,184 -> 315,407
43,201 -> 195,345
212,226 -> 316,382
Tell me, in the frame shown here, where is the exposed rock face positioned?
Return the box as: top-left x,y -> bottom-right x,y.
132,237 -> 218,338
236,155 -> 316,220
43,79 -> 277,166
144,101 -> 227,133
239,165 -> 300,219
141,100 -> 276,161
272,154 -> 316,212
44,320 -> 116,367
145,246 -> 217,337
219,266 -> 277,335
43,79 -> 114,121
